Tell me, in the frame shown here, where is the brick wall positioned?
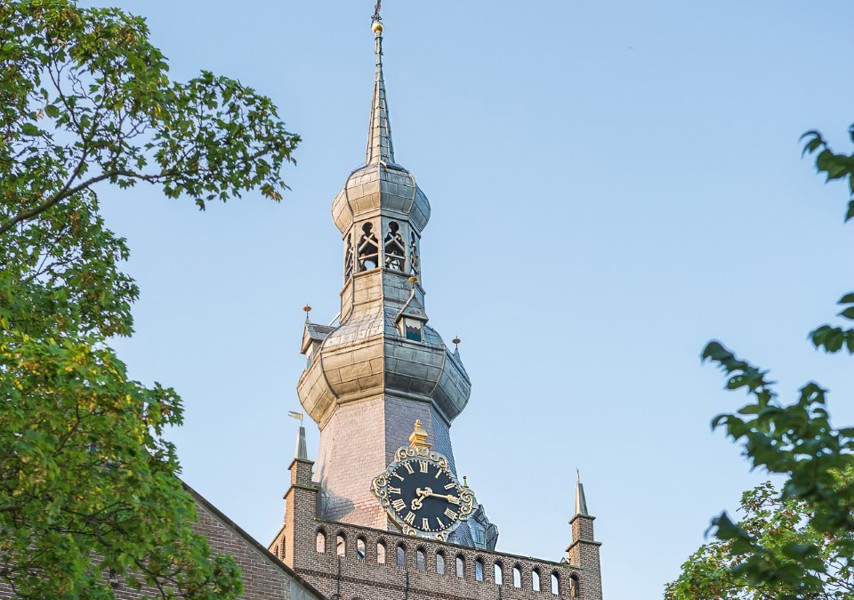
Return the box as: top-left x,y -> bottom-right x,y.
0,485 -> 325,600
271,461 -> 603,600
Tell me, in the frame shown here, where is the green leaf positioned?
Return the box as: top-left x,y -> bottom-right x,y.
21,122 -> 40,136
44,104 -> 59,118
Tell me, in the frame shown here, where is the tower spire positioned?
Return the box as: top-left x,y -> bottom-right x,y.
574,468 -> 589,517
366,11 -> 394,165
288,411 -> 308,460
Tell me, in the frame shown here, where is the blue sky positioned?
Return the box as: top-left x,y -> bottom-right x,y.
87,1 -> 854,597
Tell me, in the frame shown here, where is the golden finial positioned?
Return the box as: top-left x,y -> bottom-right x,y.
452,336 -> 461,349
408,419 -> 430,448
372,0 -> 383,34
303,304 -> 312,322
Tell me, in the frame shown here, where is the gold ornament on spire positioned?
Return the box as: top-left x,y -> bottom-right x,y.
408,419 -> 429,448
372,0 -> 383,34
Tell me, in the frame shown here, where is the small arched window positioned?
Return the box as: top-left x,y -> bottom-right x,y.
357,222 -> 379,271
513,565 -> 522,588
494,562 -> 503,585
475,558 -> 484,582
356,537 -> 366,560
436,551 -> 445,575
315,530 -> 326,553
396,544 -> 406,568
416,547 -> 426,572
570,574 -> 580,598
533,568 -> 541,591
455,555 -> 465,579
336,534 -> 346,557
551,572 -> 560,595
376,541 -> 386,565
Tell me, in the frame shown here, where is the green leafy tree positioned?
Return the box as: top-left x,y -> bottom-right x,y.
0,0 -> 298,597
665,475 -> 853,599
666,130 -> 854,598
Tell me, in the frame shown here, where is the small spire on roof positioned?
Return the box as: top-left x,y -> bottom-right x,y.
366,8 -> 394,165
574,468 -> 589,517
288,411 -> 308,460
408,419 -> 429,448
303,304 -> 312,323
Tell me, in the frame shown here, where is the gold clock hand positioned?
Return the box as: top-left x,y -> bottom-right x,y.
417,488 -> 460,504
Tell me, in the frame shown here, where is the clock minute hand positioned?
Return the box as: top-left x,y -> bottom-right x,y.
416,488 -> 460,504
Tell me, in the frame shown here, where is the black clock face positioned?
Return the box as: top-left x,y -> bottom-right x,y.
386,457 -> 462,533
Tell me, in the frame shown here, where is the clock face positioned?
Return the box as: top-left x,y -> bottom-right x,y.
387,457 -> 463,534
372,448 -> 475,540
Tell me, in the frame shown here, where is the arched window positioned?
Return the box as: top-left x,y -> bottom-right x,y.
436,551 -> 445,575
344,234 -> 354,279
356,537 -> 366,560
570,574 -> 580,598
383,221 -> 405,271
475,558 -> 484,582
494,562 -> 503,585
315,530 -> 326,553
551,572 -> 560,595
357,222 -> 379,271
513,565 -> 522,588
409,231 -> 420,279
396,544 -> 406,568
532,567 -> 541,591
336,533 -> 346,557
416,547 -> 426,572
376,541 -> 386,565
455,554 -> 465,579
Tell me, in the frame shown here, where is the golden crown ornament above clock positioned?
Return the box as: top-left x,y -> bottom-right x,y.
371,420 -> 476,541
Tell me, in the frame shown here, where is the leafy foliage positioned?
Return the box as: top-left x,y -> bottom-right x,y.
665,478 -> 852,599
0,0 -> 298,597
801,130 -> 854,355
666,127 -> 854,597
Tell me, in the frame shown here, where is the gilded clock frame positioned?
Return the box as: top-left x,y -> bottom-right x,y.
371,445 -> 475,541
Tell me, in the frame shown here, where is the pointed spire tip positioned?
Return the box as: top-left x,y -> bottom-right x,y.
365,11 -> 394,166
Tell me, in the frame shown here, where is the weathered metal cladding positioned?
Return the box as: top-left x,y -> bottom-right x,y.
296,315 -> 470,425
330,163 -> 430,235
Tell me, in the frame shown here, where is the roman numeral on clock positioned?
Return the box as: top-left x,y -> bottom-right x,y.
419,460 -> 429,473
436,517 -> 446,529
403,462 -> 415,474
443,482 -> 455,490
404,512 -> 415,525
422,518 -> 430,530
392,499 -> 405,512
444,508 -> 458,520
388,486 -> 401,495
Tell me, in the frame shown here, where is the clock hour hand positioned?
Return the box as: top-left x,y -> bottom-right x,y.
415,487 -> 460,504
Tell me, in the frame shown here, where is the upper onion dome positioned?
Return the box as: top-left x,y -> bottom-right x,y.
330,24 -> 431,235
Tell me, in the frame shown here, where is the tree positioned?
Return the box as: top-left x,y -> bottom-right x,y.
0,0 -> 299,597
665,475 -> 853,599
666,130 -> 854,598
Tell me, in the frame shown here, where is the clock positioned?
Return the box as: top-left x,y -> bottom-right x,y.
371,427 -> 475,541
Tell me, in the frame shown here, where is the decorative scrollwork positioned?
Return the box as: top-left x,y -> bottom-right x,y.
372,443 -> 476,542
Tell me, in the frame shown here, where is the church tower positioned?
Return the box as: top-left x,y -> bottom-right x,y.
296,15 -> 485,545
271,12 -> 604,600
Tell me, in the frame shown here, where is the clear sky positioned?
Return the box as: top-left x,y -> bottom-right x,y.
84,1 -> 854,597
